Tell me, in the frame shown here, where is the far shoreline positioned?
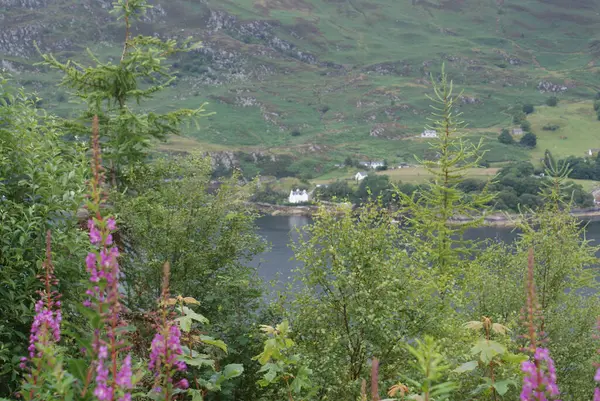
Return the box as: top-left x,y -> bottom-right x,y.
248,202 -> 600,227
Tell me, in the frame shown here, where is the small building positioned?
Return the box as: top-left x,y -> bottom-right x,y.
359,161 -> 385,169
512,128 -> 524,136
588,148 -> 600,157
421,129 -> 438,138
355,172 -> 368,181
288,189 -> 309,204
398,163 -> 410,169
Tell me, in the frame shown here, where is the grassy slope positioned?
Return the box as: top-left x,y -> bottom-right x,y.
4,0 -> 600,179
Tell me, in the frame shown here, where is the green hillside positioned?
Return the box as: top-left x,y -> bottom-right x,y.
3,0 -> 600,175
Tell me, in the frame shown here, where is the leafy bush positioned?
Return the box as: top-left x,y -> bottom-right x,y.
290,129 -> 301,137
542,124 -> 560,131
520,132 -> 537,148
546,96 -> 558,107
498,129 -> 515,144
522,104 -> 535,114
0,78 -> 88,395
520,120 -> 532,132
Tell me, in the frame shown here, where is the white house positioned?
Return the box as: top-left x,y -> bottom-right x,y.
355,172 -> 368,181
359,161 -> 385,169
421,129 -> 438,138
288,189 -> 309,204
512,128 -> 524,136
588,148 -> 600,157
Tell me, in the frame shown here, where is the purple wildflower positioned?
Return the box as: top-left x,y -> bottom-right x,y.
176,379 -> 189,389
88,220 -> 102,244
106,217 -> 117,231
116,354 -> 133,389
149,322 -> 186,373
520,347 -> 560,401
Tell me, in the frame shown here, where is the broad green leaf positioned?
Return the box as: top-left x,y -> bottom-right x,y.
181,354 -> 215,369
471,340 -> 506,364
200,335 -> 227,353
502,352 -> 528,364
190,389 -> 204,401
493,379 -> 516,395
453,360 -> 478,373
183,306 -> 209,324
176,316 -> 192,332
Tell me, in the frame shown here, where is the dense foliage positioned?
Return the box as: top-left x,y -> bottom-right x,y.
0,77 -> 88,394
2,8 -> 600,400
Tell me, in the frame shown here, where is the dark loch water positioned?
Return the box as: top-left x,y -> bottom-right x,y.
251,215 -> 600,284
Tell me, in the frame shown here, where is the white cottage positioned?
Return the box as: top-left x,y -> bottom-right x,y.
359,161 -> 385,169
288,189 -> 309,204
421,129 -> 438,138
355,172 -> 368,181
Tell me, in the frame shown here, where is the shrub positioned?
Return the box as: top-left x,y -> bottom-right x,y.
521,120 -> 532,132
319,105 -> 330,113
522,104 -> 535,114
498,129 -> 515,145
291,129 -> 301,137
546,96 -> 558,107
542,124 -> 560,131
520,132 -> 537,148
594,100 -> 600,111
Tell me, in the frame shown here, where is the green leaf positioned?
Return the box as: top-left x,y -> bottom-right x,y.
189,389 -> 204,401
200,335 -> 227,353
502,352 -> 528,364
493,379 -> 516,396
181,354 -> 215,369
214,363 -> 244,387
453,360 -> 478,373
176,316 -> 192,332
67,358 -> 89,382
471,340 -> 506,364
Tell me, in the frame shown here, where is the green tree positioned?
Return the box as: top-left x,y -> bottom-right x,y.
315,180 -> 354,201
520,120 -> 532,132
397,65 -> 494,286
285,202 -> 429,400
519,132 -> 537,148
356,174 -> 394,205
522,104 -> 535,114
498,129 -> 515,145
39,0 -> 209,186
0,77 -> 88,395
114,155 -> 266,399
546,96 -> 558,107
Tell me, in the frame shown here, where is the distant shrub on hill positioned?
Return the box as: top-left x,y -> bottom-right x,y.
522,103 -> 535,114
520,132 -> 537,148
546,96 -> 558,107
498,128 -> 515,145
542,124 -> 560,131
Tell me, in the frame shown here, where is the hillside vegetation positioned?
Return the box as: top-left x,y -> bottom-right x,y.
3,0 -> 600,173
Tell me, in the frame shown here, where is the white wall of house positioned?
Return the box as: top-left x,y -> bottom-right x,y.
421,130 -> 437,138
288,189 -> 309,204
355,172 -> 368,181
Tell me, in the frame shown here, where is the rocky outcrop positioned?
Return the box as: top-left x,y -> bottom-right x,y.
363,61 -> 411,76
206,8 -> 318,65
0,0 -> 48,8
537,80 -> 569,93
0,24 -> 44,57
203,151 -> 239,170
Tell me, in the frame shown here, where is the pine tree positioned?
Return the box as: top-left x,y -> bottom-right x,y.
398,65 -> 494,288
38,0 -> 211,186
